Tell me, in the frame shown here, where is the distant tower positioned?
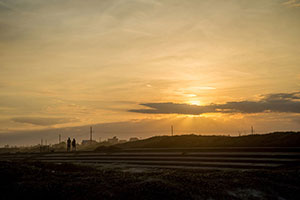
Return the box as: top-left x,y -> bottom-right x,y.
59,134 -> 61,144
251,126 -> 254,135
90,126 -> 93,141
171,125 -> 174,136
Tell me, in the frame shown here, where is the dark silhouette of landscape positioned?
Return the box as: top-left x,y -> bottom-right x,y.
1,131 -> 300,199
114,132 -> 300,149
1,160 -> 299,200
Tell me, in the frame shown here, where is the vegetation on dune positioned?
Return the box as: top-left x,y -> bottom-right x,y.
94,145 -> 122,152
115,132 -> 300,149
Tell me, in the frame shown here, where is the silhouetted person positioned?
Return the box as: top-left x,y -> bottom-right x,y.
72,138 -> 76,151
67,137 -> 71,152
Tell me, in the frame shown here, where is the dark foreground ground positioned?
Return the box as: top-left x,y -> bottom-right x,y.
1,161 -> 300,200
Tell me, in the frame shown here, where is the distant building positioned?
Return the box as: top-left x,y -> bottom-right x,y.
81,140 -> 97,146
40,145 -> 50,152
107,136 -> 118,145
129,137 -> 139,142
118,139 -> 127,144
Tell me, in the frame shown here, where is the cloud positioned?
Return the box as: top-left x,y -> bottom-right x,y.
11,117 -> 78,126
129,91 -> 300,115
263,91 -> 300,100
283,0 -> 300,7
130,102 -> 216,115
0,1 -> 15,12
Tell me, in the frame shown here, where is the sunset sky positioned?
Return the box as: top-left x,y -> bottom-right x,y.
1,0 -> 300,146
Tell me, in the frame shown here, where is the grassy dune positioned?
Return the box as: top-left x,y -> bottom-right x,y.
115,132 -> 300,149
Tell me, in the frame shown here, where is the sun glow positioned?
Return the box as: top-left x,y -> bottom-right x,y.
187,100 -> 201,106
186,94 -> 197,97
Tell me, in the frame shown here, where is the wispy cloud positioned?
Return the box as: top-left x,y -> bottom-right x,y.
283,0 -> 300,7
0,1 -> 16,12
11,117 -> 78,126
129,91 -> 300,115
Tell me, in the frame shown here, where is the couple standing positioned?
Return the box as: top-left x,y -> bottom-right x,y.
67,137 -> 76,151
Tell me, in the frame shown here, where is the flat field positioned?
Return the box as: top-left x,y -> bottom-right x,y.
1,148 -> 300,200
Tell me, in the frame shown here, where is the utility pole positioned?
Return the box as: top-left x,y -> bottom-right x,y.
59,134 -> 61,144
171,125 -> 174,136
251,126 -> 254,135
90,126 -> 93,141
41,139 -> 43,146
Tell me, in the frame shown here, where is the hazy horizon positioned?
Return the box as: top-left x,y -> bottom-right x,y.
1,0 -> 300,146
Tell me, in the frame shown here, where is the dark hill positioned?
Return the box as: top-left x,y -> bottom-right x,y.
115,132 -> 300,148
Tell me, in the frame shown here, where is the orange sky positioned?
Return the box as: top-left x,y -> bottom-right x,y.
0,0 -> 300,145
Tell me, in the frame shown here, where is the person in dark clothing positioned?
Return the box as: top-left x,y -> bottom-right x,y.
72,138 -> 76,151
67,137 -> 71,152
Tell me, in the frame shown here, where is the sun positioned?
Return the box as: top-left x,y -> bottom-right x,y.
187,100 -> 201,106
184,94 -> 201,106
